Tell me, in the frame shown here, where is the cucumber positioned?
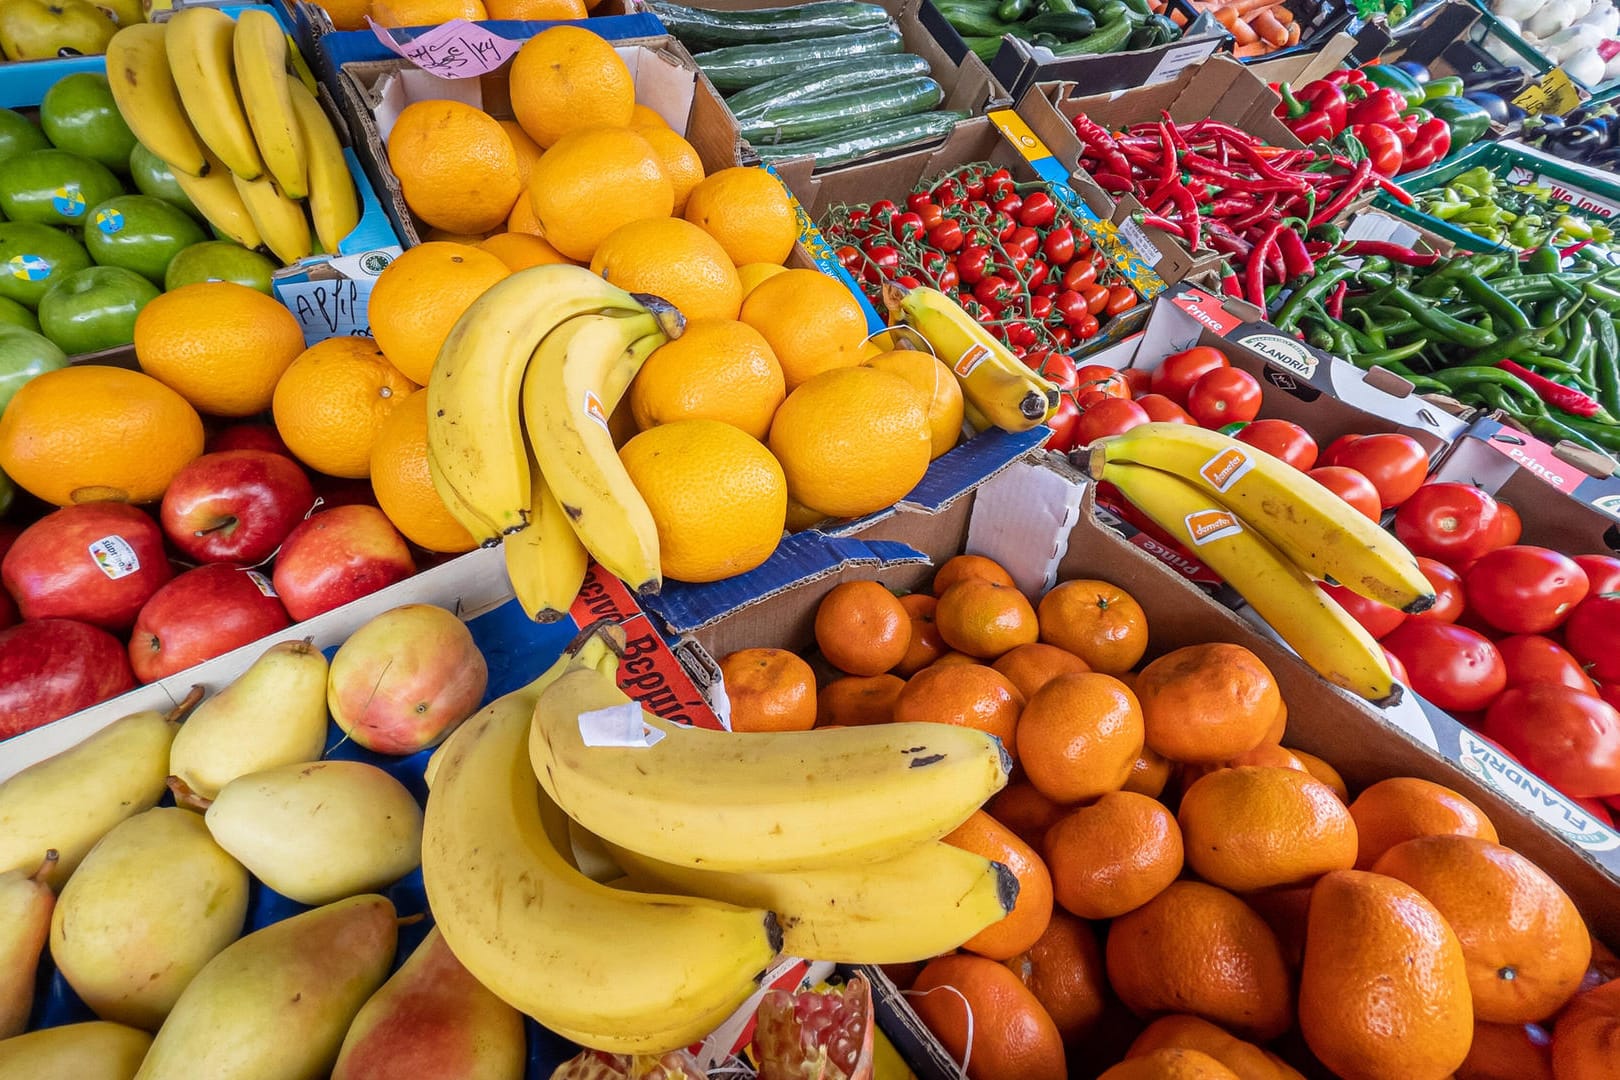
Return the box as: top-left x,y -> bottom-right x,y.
1023,9 -> 1096,35
741,78 -> 944,144
998,0 -> 1034,21
725,54 -> 933,119
1050,14 -> 1132,51
936,1 -> 1018,36
647,1 -> 891,48
760,111 -> 968,170
960,33 -> 1006,63
694,27 -> 905,91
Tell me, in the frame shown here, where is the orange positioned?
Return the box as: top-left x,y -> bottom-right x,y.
1105,881 -> 1293,1041
1017,672 -> 1143,803
1549,976 -> 1620,1080
0,366 -> 202,506
508,26 -> 635,147
992,642 -> 1089,700
1263,699 -> 1287,743
931,651 -> 979,667
986,781 -> 1066,851
368,389 -> 476,553
387,100 -> 520,235
864,349 -> 965,460
1299,870 -> 1473,1080
308,0 -> 369,30
936,580 -> 1039,660
271,337 -> 416,479
944,810 -> 1054,960
1136,644 -> 1281,764
477,231 -> 570,271
496,120 -> 543,185
1005,910 -> 1107,1045
527,127 -> 672,262
814,674 -> 904,727
891,663 -> 1024,761
486,0 -> 582,16
591,217 -> 741,323
910,953 -> 1066,1080
1288,748 -> 1348,801
422,228 -> 493,244
507,189 -> 544,236
894,593 -> 947,677
683,166 -> 798,267
637,126 -> 704,215
1372,835 -> 1590,1023
1123,747 -> 1172,798
813,580 -> 910,676
628,318 -> 784,440
767,366 -> 931,518
738,262 -> 787,298
1036,579 -> 1148,674
1099,1049 -> 1241,1079
1458,1020 -> 1553,1080
628,104 -> 670,131
1045,790 -> 1182,920
370,0 -> 483,24
1347,776 -> 1499,870
935,554 -> 1016,594
740,269 -> 869,390
1127,1016 -> 1305,1080
619,420 -> 786,583
1178,766 -> 1357,893
1244,886 -> 1313,972
366,242 -> 510,385
132,281 -> 305,416
718,648 -> 816,733
1177,745 -> 1307,795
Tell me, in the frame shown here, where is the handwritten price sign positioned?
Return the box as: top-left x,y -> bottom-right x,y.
367,18 -> 523,77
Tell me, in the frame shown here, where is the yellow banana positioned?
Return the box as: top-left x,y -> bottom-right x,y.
170,148 -> 262,249
232,9 -> 307,199
502,447 -> 588,623
164,7 -> 263,180
1097,460 -> 1397,703
105,24 -> 208,178
1091,423 -> 1436,613
231,172 -> 311,265
286,80 -> 358,254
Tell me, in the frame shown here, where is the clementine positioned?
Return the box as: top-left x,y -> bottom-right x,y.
1036,578 -> 1148,673
1458,1020 -> 1553,1080
943,810 -> 1053,960
1178,766 -> 1358,893
1045,790 -> 1182,920
935,579 -> 1039,660
892,664 -> 1024,762
1017,672 -> 1143,803
933,553 -> 1016,595
813,581 -> 910,676
894,593 -> 947,677
1288,748 -> 1348,801
992,642 -> 1089,699
1549,976 -> 1620,1080
910,953 -> 1066,1080
719,648 -> 816,733
815,674 -> 904,728
1127,1015 -> 1306,1080
1004,910 -> 1107,1046
1136,644 -> 1281,764
1098,1049 -> 1241,1079
1347,776 -> 1499,870
986,781 -> 1067,850
1122,747 -> 1172,798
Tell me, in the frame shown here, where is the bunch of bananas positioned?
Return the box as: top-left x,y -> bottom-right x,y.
104,9 -> 358,266
424,264 -> 687,620
882,283 -> 1060,434
1088,423 -> 1437,703
422,623 -> 1016,1053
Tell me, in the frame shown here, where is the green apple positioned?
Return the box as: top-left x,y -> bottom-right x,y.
0,221 -> 91,308
40,73 -> 136,174
38,264 -> 157,355
128,142 -> 199,218
0,296 -> 38,333
0,149 -> 123,227
0,0 -> 117,59
164,240 -> 278,294
84,194 -> 205,284
0,111 -> 49,169
0,325 -> 67,416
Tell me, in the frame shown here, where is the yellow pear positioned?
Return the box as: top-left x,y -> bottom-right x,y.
0,1021 -> 152,1080
0,851 -> 55,1037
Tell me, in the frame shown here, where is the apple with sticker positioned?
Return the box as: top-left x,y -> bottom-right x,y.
128,563 -> 291,683
1,502 -> 172,631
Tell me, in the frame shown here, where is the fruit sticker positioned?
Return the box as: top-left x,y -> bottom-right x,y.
52,184 -> 87,221
583,389 -> 610,432
1199,447 -> 1253,492
93,205 -> 126,235
87,535 -> 140,580
1183,508 -> 1243,546
244,569 -> 278,597
954,343 -> 989,377
8,254 -> 51,282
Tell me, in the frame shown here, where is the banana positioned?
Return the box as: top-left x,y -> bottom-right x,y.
169,148 -> 263,249
1097,460 -> 1397,703
883,283 -> 1056,433
1091,423 -> 1436,613
502,447 -> 589,623
286,80 -> 358,254
232,9 -> 308,199
426,448 -> 503,546
422,630 -> 781,1053
528,629 -> 1012,873
522,313 -> 668,595
232,171 -> 312,265
606,838 -> 1018,963
164,7 -> 263,181
427,264 -> 665,538
105,24 -> 209,178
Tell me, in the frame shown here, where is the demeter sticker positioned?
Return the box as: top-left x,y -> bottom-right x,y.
8,254 -> 50,282
1198,447 -> 1252,492
954,343 -> 990,377
583,389 -> 610,432
52,184 -> 87,220
1184,508 -> 1243,546
88,535 -> 140,580
94,206 -> 126,234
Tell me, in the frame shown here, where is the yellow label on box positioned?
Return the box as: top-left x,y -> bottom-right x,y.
1513,67 -> 1582,117
989,109 -> 1053,164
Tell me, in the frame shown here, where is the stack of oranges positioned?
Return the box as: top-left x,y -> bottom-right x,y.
718,554 -> 1620,1080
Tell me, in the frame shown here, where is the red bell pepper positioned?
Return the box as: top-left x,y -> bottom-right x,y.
1350,123 -> 1405,177
1275,79 -> 1350,141
1347,87 -> 1408,129
1400,118 -> 1452,173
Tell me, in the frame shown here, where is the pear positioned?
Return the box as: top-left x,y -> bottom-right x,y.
133,894 -> 398,1080
51,807 -> 249,1030
0,690 -> 201,888
0,1021 -> 153,1080
332,927 -> 526,1080
0,850 -> 56,1037
168,639 -> 330,802
203,760 -> 424,905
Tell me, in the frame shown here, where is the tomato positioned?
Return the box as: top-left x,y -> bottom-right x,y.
1104,284 -> 1138,317
1496,634 -> 1598,695
985,167 -> 1014,200
1483,684 -> 1620,797
1028,349 -> 1074,388
1073,364 -> 1130,399
1392,483 -> 1504,567
1319,433 -> 1362,467
1150,346 -> 1230,406
1080,283 -> 1111,316
1018,191 -> 1057,228
1071,311 -> 1101,340
957,246 -> 992,285
1135,393 -> 1194,425
1074,397 -> 1150,446
1575,554 -> 1620,594
1044,226 -> 1076,266
1022,259 -> 1049,292
1382,620 -> 1508,713
1186,367 -> 1262,428
1055,289 -> 1088,325
1235,419 -> 1317,471
1075,389 -> 1112,410
1330,433 -> 1428,509
1042,391 -> 1081,453
1322,582 -> 1406,640
1494,502 -> 1522,547
1122,368 -> 1151,397
927,221 -> 964,253
992,193 -> 1022,219
1565,593 -> 1620,683
755,973 -> 875,1080
863,244 -> 900,278
1602,681 -> 1620,712
868,199 -> 897,226
1464,546 -> 1590,635
1308,466 -> 1382,522
890,212 -> 924,244
1383,646 -> 1410,686
1408,557 -> 1464,624
1062,261 -> 1097,292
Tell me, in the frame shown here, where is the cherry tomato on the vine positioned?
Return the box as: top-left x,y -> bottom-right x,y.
985,168 -> 1014,200
958,246 -> 992,285
1080,283 -> 1111,316
1023,260 -> 1050,292
1030,294 -> 1053,321
906,193 -> 934,214
890,212 -> 924,244
1055,289 -> 1088,325
1018,191 -> 1057,228
928,221 -> 964,253
863,244 -> 900,280
1008,226 -> 1041,258
1104,284 -> 1138,317
1062,260 -> 1097,292
1044,226 -> 1076,266
1071,311 -> 1101,340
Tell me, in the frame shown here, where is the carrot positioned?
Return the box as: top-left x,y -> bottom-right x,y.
1232,40 -> 1270,55
1272,4 -> 1294,22
1223,0 -> 1285,17
1284,19 -> 1301,42
1213,6 -> 1261,41
1249,7 -> 1289,46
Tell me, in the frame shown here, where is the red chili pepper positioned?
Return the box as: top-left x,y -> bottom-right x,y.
1277,227 -> 1314,282
1339,239 -> 1441,266
1327,279 -> 1347,320
1311,156 -> 1373,227
1246,222 -> 1284,305
1497,360 -> 1605,418
1222,270 -> 1244,303
1399,118 -> 1451,173
1161,181 -> 1202,249
1092,172 -> 1134,194
1230,192 -> 1280,231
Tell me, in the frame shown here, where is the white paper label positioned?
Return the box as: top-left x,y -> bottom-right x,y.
1143,40 -> 1220,87
579,702 -> 666,748
244,569 -> 278,597
88,535 -> 139,580
1117,218 -> 1163,265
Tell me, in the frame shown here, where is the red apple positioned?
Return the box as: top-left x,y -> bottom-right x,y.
0,618 -> 138,739
2,503 -> 173,631
328,603 -> 488,754
129,564 -> 292,683
207,423 -> 293,458
0,524 -> 20,631
160,450 -> 317,565
272,505 -> 415,622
